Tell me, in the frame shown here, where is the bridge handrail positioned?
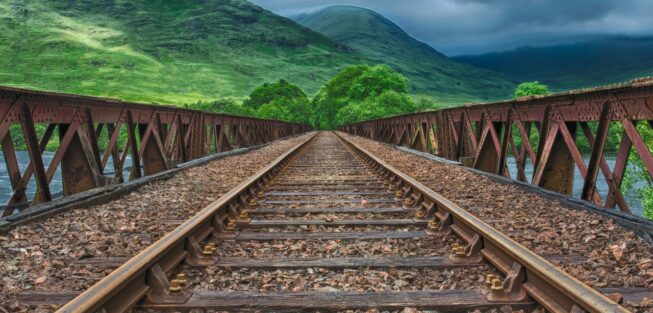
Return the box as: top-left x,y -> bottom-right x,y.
0,86 -> 311,216
340,78 -> 653,215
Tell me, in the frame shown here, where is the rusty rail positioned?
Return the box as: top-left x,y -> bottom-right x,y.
340,79 -> 653,214
335,132 -> 625,313
55,131 -> 626,312
0,86 -> 310,216
56,132 -> 318,313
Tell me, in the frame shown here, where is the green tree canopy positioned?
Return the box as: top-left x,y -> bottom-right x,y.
256,96 -> 314,125
185,98 -> 246,116
347,65 -> 408,101
335,90 -> 416,126
241,79 -> 313,125
244,79 -> 308,110
314,64 -> 411,129
514,81 -> 550,98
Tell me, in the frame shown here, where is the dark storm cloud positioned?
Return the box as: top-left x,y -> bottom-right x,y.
249,0 -> 653,55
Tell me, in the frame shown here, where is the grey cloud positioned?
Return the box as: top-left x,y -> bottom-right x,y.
250,0 -> 653,55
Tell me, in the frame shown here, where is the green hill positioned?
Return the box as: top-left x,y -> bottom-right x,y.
294,5 -> 515,104
0,0 -> 363,104
453,36 -> 653,91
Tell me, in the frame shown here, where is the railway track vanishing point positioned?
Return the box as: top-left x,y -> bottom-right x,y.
57,132 -> 627,313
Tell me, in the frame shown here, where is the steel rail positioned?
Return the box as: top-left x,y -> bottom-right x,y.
335,132 -> 627,313
56,132 -> 318,313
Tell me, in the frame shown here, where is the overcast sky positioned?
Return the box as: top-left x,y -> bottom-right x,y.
250,0 -> 653,55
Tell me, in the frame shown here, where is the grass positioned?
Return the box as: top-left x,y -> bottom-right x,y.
0,0 -> 365,104
0,1 -> 514,106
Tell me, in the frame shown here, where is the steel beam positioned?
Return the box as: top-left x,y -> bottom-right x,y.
0,86 -> 309,214
340,78 -> 653,215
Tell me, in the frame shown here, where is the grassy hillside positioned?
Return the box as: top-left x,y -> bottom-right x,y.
0,0 -> 363,104
453,36 -> 653,91
294,5 -> 515,105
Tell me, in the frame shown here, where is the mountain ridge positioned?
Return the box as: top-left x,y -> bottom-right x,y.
0,1 -> 514,105
453,36 -> 653,91
294,5 -> 515,104
0,0 -> 363,104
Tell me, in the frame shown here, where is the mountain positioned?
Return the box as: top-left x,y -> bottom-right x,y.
0,0 -> 364,104
294,5 -> 515,104
453,36 -> 653,91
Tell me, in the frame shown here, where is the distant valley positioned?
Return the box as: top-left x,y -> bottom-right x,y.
453,36 -> 653,91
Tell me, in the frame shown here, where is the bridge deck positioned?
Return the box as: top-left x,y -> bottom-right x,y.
0,132 -> 651,312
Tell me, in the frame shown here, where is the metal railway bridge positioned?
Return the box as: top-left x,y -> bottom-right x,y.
0,80 -> 652,313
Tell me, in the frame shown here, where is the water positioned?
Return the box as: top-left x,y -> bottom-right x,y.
0,151 -> 132,206
506,155 -> 644,216
0,151 -> 645,217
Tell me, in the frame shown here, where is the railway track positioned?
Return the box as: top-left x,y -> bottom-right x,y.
56,132 -> 627,312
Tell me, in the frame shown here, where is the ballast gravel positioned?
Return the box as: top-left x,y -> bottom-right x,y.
0,133 -> 314,312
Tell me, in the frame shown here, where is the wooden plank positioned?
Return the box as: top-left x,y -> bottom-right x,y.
139,290 -> 535,312
268,186 -> 388,191
261,199 -> 397,205
265,191 -> 388,196
243,219 -> 425,228
277,178 -> 378,182
19,278 -> 643,310
73,257 -> 128,267
214,256 -> 481,269
230,231 -> 426,241
248,207 -> 407,215
18,291 -> 80,306
73,253 -> 581,272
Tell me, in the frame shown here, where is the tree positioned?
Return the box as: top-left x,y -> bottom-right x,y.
335,90 -> 416,126
619,122 -> 653,220
240,79 -> 314,125
412,96 -> 442,112
244,79 -> 308,110
314,64 -> 410,129
257,97 -> 314,125
185,98 -> 248,116
514,81 -> 550,98
347,65 -> 408,101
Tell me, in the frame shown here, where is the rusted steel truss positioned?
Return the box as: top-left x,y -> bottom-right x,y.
0,86 -> 309,216
340,79 -> 653,214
